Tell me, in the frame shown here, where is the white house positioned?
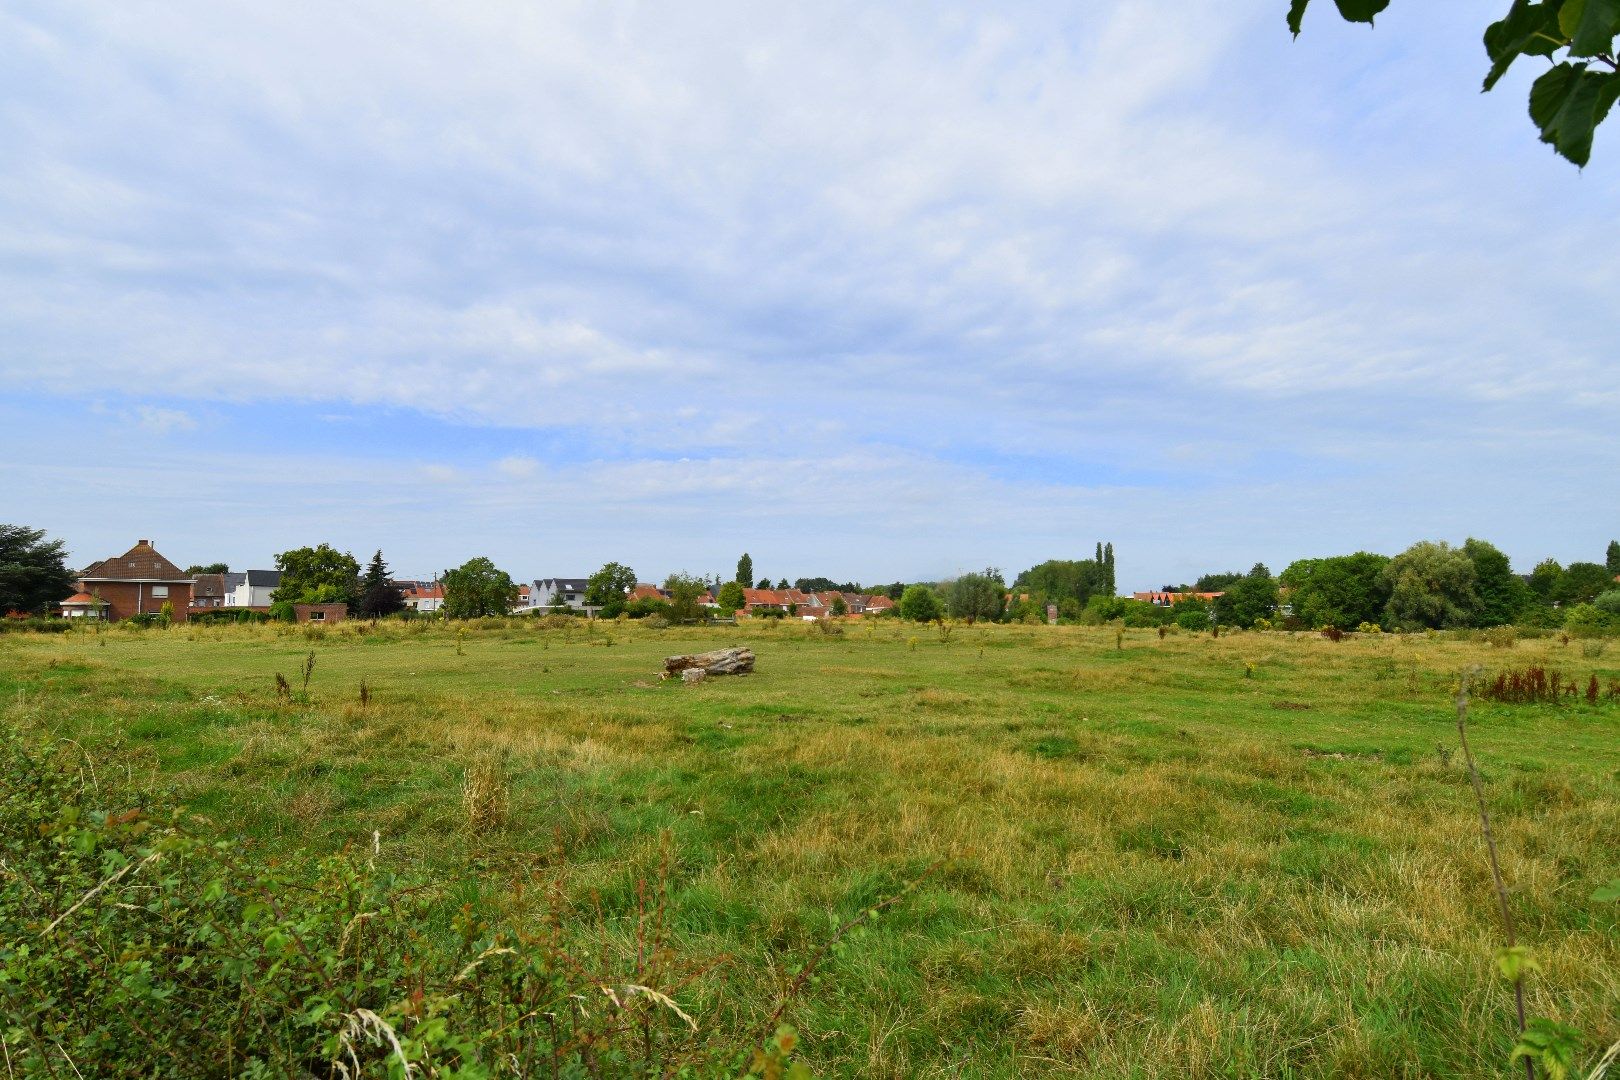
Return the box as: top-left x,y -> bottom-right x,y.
398,582 -> 444,613
224,570 -> 280,609
532,578 -> 594,614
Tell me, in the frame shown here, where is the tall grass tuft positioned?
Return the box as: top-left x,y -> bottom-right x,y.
461,755 -> 510,836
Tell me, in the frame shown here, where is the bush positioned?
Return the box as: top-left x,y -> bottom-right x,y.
625,597 -> 672,620
190,608 -> 270,625
1174,602 -> 1213,631
0,617 -> 72,634
899,585 -> 943,623
1563,603 -> 1618,639
1356,621 -> 1382,635
1483,626 -> 1516,649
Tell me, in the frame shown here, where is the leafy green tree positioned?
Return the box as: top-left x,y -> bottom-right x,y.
1593,589 -> 1620,616
1554,561 -> 1614,605
584,562 -> 637,616
185,562 -> 229,575
776,578 -> 789,590
357,550 -> 405,618
1527,558 -> 1564,600
1607,540 -> 1620,575
899,584 -> 944,622
1215,564 -> 1279,628
1462,538 -> 1531,627
717,580 -> 746,613
830,595 -> 848,616
1279,553 -> 1392,629
0,525 -> 76,615
886,582 -> 906,601
271,544 -> 361,611
1288,0 -> 1620,166
947,569 -> 1005,624
735,553 -> 753,586
795,576 -> 861,593
1383,541 -> 1483,630
1014,559 -> 1108,608
663,572 -> 710,623
756,577 -> 771,590
442,557 -> 518,619
1195,571 -> 1244,593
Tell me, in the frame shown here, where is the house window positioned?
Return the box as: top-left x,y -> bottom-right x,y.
310,611 -> 325,621
152,586 -> 169,598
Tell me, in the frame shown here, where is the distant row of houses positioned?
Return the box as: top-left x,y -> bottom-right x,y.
1131,590 -> 1225,606
58,541 -> 348,624
55,540 -> 896,623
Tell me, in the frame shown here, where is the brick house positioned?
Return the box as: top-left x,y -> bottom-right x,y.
293,603 -> 347,624
75,540 -> 194,623
190,572 -> 227,610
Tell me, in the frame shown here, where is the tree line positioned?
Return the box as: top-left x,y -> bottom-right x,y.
4,525 -> 1616,635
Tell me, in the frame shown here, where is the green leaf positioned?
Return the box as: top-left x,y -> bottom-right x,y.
1289,0 -> 1389,35
1288,0 -> 1312,36
1495,944 -> 1540,983
1484,1 -> 1567,91
1529,62 -> 1619,165
1559,0 -> 1588,39
1592,878 -> 1620,902
1562,0 -> 1620,55
1333,0 -> 1392,23
1510,1017 -> 1583,1080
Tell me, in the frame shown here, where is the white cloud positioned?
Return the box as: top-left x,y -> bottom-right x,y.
132,406 -> 196,435
494,455 -> 538,478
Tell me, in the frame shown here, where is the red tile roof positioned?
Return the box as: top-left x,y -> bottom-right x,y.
60,592 -> 108,606
80,540 -> 190,582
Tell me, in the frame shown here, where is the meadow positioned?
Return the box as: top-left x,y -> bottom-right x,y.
3,618 -> 1618,1077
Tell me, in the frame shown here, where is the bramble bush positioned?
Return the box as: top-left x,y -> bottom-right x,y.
0,727 -> 810,1078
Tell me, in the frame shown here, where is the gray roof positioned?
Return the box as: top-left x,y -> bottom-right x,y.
223,572 -> 246,591
243,569 -> 282,587
537,578 -> 589,591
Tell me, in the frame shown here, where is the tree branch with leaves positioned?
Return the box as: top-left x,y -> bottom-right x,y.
1289,0 -> 1620,165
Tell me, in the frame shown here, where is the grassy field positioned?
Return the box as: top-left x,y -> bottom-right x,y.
3,618 -> 1618,1077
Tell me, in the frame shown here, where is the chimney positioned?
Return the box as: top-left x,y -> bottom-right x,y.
138,539 -> 152,546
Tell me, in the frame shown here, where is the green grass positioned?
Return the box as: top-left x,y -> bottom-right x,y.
3,619 -> 1619,1077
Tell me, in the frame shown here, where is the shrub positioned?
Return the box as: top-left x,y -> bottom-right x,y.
1483,626 -> 1516,649
1174,602 -> 1212,631
1563,604 -> 1618,639
0,617 -> 72,634
1356,621 -> 1382,635
190,608 -> 270,625
899,585 -> 943,623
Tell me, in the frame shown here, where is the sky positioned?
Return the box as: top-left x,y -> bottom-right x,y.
2,1 -> 1616,591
